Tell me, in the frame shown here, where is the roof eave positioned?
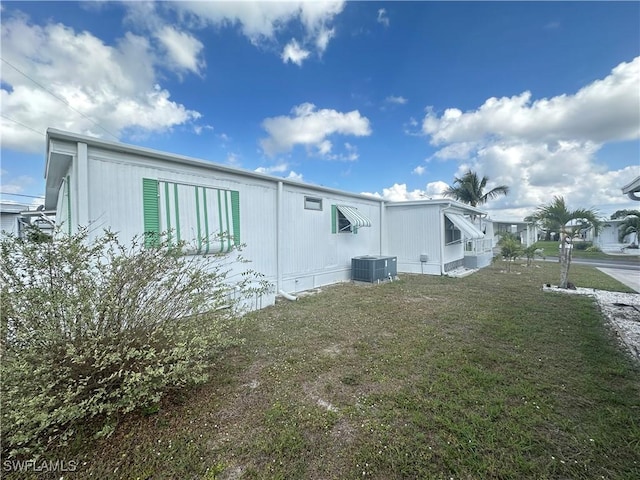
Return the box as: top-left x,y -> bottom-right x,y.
45,128 -> 384,204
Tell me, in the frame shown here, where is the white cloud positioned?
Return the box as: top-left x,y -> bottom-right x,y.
341,142 -> 359,161
425,181 -> 449,197
193,124 -> 214,135
0,173 -> 35,195
255,163 -> 289,174
255,163 -> 303,182
0,14 -> 201,154
315,27 -> 335,53
423,57 -> 639,146
281,39 -> 311,66
362,183 -> 428,202
260,102 -> 371,156
385,95 -> 407,105
226,152 -> 240,166
377,8 -> 390,28
155,25 -> 205,75
287,170 -> 304,181
413,165 -> 426,175
420,57 -> 640,216
173,1 -> 345,61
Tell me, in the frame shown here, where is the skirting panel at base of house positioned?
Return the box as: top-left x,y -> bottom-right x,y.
463,252 -> 493,269
237,291 -> 277,312
444,259 -> 464,272
281,267 -> 352,294
396,261 -> 442,276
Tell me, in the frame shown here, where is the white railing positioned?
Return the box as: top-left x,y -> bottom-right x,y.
464,238 -> 493,256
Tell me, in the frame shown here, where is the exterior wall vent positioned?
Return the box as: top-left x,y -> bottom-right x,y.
352,256 -> 397,283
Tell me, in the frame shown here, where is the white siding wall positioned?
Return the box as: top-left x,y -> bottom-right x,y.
47,141 -> 384,304
55,176 -> 71,236
85,152 -> 278,294
596,223 -> 621,246
0,214 -> 18,236
280,186 -> 382,292
385,205 -> 442,275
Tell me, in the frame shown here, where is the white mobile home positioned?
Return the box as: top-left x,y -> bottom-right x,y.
0,202 -> 27,238
44,128 -> 490,309
386,201 -> 492,274
1,203 -> 55,240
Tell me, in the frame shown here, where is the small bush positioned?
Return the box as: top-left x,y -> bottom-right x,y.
0,228 -> 271,457
574,241 -> 593,250
497,233 -> 523,272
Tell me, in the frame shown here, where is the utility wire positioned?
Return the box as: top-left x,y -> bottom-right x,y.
0,113 -> 45,137
0,192 -> 45,199
1,57 -> 120,141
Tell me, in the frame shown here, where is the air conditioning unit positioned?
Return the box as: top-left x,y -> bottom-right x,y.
352,256 -> 397,283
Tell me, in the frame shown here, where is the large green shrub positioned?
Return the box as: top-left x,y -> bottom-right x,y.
0,228 -> 270,457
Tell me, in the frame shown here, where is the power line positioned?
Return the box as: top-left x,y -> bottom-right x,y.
1,57 -> 120,141
0,192 -> 45,199
0,113 -> 45,137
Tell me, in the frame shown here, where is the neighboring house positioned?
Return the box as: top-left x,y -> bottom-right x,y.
385,200 -> 492,273
489,220 -> 539,247
0,202 -> 27,238
593,220 -> 638,249
43,128 -> 490,309
622,175 -> 640,201
0,202 -> 55,239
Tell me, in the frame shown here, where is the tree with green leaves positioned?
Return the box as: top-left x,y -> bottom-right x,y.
527,196 -> 602,288
497,232 -> 523,272
443,170 -> 510,207
610,209 -> 639,246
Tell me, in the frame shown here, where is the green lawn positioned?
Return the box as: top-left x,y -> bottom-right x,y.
12,261 -> 640,480
533,240 -> 640,262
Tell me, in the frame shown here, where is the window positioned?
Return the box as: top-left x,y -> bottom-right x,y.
337,209 -> 352,233
304,196 -> 323,211
445,217 -> 462,244
142,178 -> 240,253
331,204 -> 372,234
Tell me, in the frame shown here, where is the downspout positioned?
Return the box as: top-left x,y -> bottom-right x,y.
276,180 -> 297,301
276,181 -> 283,293
440,202 -> 453,275
379,200 -> 385,255
279,290 -> 297,301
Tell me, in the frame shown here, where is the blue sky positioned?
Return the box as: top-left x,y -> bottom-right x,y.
1,1 -> 639,219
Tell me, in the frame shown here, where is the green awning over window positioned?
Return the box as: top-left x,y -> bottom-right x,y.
445,213 -> 484,240
337,205 -> 372,228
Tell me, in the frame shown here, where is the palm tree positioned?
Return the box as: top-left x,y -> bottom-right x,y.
611,209 -> 639,246
443,170 -> 510,207
528,196 -> 602,288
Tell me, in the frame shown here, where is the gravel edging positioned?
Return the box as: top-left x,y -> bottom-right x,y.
543,285 -> 640,362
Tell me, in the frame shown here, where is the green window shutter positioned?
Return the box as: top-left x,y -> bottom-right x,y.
230,190 -> 240,246
217,189 -> 225,252
331,205 -> 337,234
163,182 -> 172,245
142,178 -> 160,247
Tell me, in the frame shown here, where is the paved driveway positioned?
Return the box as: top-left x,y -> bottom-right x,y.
597,268 -> 640,293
